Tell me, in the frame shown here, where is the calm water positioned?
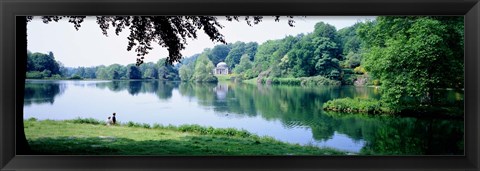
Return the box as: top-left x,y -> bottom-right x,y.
24,80 -> 464,155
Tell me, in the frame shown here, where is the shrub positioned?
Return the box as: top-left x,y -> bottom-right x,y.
50,74 -> 63,79
127,121 -> 142,127
323,97 -> 393,114
27,117 -> 38,121
260,76 -> 340,86
177,124 -> 253,138
354,66 -> 367,75
69,74 -> 83,80
70,118 -> 104,125
26,71 -> 44,79
342,69 -> 354,75
341,74 -> 357,85
152,123 -> 162,129
142,123 -> 151,129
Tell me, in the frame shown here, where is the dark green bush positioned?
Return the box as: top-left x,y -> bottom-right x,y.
69,75 -> 83,80
323,97 -> 393,114
70,118 -> 104,125
26,71 -> 45,79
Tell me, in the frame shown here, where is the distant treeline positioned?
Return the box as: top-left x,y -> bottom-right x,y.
26,51 -> 179,80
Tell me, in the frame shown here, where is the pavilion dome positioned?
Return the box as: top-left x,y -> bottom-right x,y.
217,62 -> 228,68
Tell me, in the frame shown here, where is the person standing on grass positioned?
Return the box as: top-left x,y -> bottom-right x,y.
112,113 -> 117,125
106,117 -> 113,126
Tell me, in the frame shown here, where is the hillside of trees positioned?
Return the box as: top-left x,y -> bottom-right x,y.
177,21 -> 367,85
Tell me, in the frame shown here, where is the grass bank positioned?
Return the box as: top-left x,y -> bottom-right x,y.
241,76 -> 341,86
323,97 -> 464,119
24,118 -> 346,155
323,98 -> 394,114
259,76 -> 341,86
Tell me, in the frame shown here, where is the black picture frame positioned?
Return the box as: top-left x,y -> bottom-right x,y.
1,0 -> 479,170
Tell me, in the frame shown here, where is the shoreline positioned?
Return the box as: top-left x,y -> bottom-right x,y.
24,118 -> 348,155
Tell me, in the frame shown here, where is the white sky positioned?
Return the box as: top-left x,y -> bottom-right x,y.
27,16 -> 376,67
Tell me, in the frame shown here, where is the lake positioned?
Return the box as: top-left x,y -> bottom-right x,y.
23,80 -> 464,155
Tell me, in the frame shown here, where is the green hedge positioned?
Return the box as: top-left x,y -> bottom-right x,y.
323,97 -> 395,114
260,76 -> 341,86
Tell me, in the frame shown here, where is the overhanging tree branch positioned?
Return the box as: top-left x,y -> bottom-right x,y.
28,16 -> 296,66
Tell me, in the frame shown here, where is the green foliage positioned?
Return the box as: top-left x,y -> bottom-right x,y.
225,42 -> 246,69
127,65 -> 142,79
27,51 -> 61,75
193,52 -> 218,82
225,42 -> 258,69
341,74 -> 357,85
337,22 -> 363,55
108,64 -> 126,79
27,117 -> 38,122
69,117 -> 104,125
140,62 -> 158,79
178,54 -> 199,81
358,16 -> 464,106
252,40 -> 282,76
263,76 -> 341,86
95,66 -> 108,79
271,22 -> 342,79
233,54 -> 253,74
208,44 -> 231,65
353,66 -> 366,75
344,51 -> 362,68
179,63 -> 195,81
69,74 -> 83,80
177,124 -> 253,138
26,71 -> 45,79
157,58 -> 179,80
323,97 -> 394,114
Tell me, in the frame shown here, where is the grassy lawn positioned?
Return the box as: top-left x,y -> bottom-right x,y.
24,118 -> 346,155
323,97 -> 464,119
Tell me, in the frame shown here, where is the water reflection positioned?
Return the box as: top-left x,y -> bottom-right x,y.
24,80 -> 66,106
24,80 -> 464,155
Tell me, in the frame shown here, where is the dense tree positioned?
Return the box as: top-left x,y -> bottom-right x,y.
224,41 -> 246,69
274,22 -> 341,79
358,16 -> 464,106
95,66 -> 109,79
176,53 -> 200,69
244,42 -> 258,61
193,52 -> 217,82
27,51 -> 60,74
126,65 -> 142,79
233,54 -> 253,74
74,67 -> 85,78
106,64 -> 125,79
157,58 -> 180,80
208,44 -> 231,65
252,40 -> 281,76
337,23 -> 363,55
337,23 -> 364,69
26,51 -> 62,78
179,62 -> 195,81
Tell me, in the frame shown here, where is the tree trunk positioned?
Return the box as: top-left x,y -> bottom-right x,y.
17,16 -> 31,154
